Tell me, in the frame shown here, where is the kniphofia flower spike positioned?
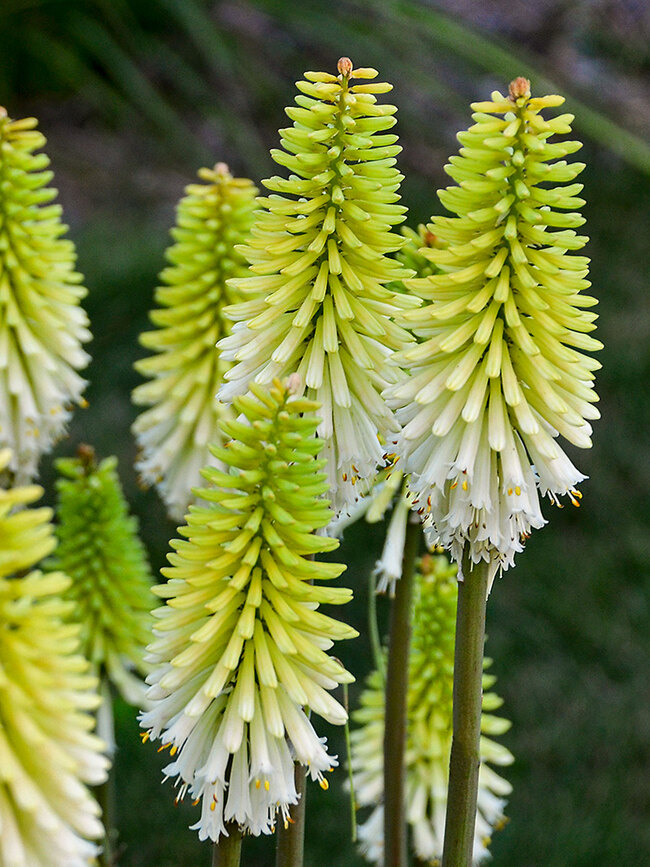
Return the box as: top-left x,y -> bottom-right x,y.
141,377 -> 357,841
387,79 -> 601,582
132,164 -> 257,520
0,110 -> 90,482
218,59 -> 418,513
0,449 -> 109,866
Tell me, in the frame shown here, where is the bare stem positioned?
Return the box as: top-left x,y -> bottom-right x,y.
212,824 -> 243,867
383,518 -> 421,867
96,675 -> 116,867
275,766 -> 306,867
441,549 -> 490,867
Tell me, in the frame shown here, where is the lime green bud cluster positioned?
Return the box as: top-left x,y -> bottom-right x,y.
48,447 -> 153,706
132,164 -> 258,520
0,110 -> 91,482
219,60 -> 419,512
387,80 -> 601,580
0,449 -> 109,866
141,378 -> 357,841
350,553 -> 512,864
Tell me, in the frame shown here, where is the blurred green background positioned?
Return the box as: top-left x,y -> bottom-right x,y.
1,0 -> 649,864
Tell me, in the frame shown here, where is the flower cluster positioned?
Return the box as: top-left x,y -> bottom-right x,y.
0,449 -> 109,866
48,446 -> 153,709
218,59 -> 418,512
387,79 -> 601,580
132,163 -> 258,520
141,378 -> 357,841
350,553 -> 513,864
0,110 -> 91,482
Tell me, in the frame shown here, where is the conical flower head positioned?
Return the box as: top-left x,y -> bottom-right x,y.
0,449 -> 109,867
132,164 -> 258,520
387,80 -> 601,579
350,553 -> 513,865
141,378 -> 358,841
218,59 -> 418,512
0,110 -> 91,483
47,446 -> 154,707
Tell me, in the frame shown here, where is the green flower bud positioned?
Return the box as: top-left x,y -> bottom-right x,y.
218,61 -> 419,512
0,449 -> 109,866
387,81 -> 601,582
132,163 -> 257,520
141,377 -> 357,841
48,446 -> 154,707
0,111 -> 91,482
350,553 -> 512,864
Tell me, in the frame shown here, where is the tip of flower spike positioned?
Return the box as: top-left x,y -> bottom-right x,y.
214,161 -> 230,176
337,56 -> 353,77
509,76 -> 531,101
76,442 -> 96,471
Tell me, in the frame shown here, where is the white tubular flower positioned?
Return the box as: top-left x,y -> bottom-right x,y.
132,164 -> 258,521
350,553 -> 513,865
140,379 -> 357,841
217,58 -> 418,513
0,110 -> 91,483
386,79 -> 601,582
0,449 -> 110,867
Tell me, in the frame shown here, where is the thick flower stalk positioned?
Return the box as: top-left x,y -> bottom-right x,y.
141,378 -> 357,842
0,449 -> 109,867
387,78 -> 601,580
0,109 -> 91,483
218,58 -> 418,513
350,553 -> 513,865
48,446 -> 153,709
132,163 -> 258,520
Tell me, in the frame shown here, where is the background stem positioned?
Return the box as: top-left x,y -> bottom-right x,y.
212,824 -> 242,867
383,518 -> 421,867
96,674 -> 116,867
275,765 -> 306,867
441,550 -> 490,867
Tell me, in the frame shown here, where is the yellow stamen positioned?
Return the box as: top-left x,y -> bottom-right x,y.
319,778 -> 329,791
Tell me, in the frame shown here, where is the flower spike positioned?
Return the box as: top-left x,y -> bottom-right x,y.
141,378 -> 357,841
48,445 -> 154,707
387,80 -> 601,581
132,163 -> 258,520
218,60 -> 419,512
0,449 -> 109,866
0,110 -> 91,482
350,553 -> 513,864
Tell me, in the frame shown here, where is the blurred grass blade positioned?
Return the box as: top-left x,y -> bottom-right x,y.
66,12 -> 207,163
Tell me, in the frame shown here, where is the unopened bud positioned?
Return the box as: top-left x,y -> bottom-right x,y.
509,77 -> 531,101
337,57 -> 353,78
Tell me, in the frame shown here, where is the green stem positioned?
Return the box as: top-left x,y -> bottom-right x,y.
383,518 -> 421,867
343,682 -> 358,844
368,567 -> 386,682
441,549 -> 490,867
275,765 -> 306,867
96,675 -> 116,867
212,824 -> 243,867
